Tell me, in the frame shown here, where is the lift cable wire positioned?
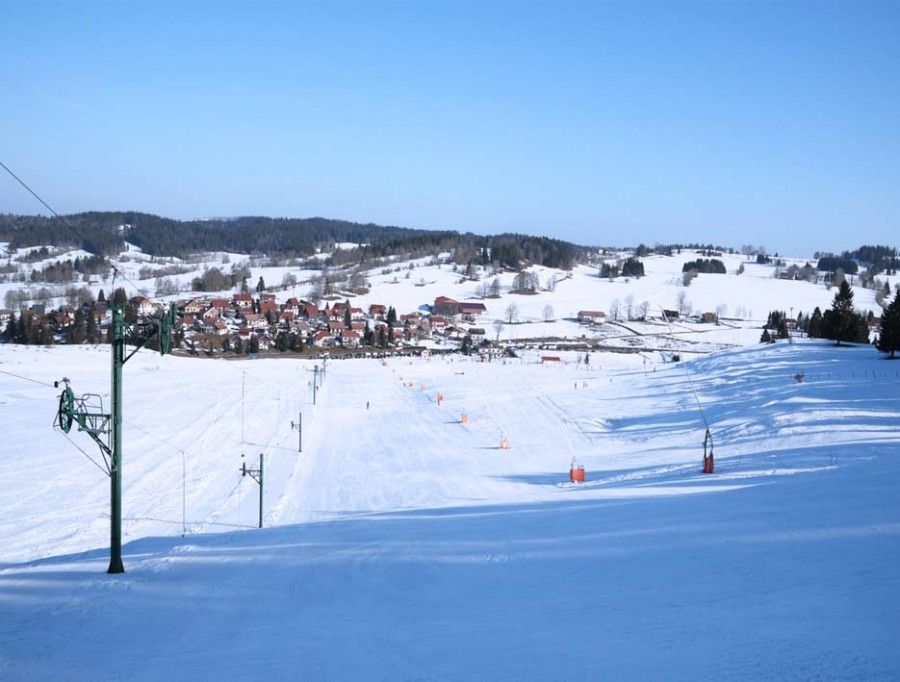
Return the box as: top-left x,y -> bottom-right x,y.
121,417 -> 189,535
660,307 -> 710,432
0,158 -> 152,299
0,367 -> 57,388
58,428 -> 112,476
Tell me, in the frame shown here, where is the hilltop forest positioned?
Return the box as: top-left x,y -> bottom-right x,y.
0,212 -> 579,271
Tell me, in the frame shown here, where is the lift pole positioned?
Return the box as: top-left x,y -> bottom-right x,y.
241,454 -> 264,529
108,301 -> 126,573
291,412 -> 302,452
56,291 -> 176,574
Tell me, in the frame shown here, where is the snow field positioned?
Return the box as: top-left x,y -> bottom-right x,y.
1,339 -> 898,680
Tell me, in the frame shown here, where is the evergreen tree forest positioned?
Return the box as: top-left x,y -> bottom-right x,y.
821,281 -> 869,345
681,258 -> 727,274
0,212 -> 583,270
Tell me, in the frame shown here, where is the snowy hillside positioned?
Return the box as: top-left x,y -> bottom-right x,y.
1,337 -> 898,680
4,243 -> 889,349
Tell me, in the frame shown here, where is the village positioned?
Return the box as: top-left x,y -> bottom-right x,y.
0,290 -> 556,356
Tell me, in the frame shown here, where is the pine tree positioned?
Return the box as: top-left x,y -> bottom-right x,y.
86,303 -> 97,343
808,307 -> 823,338
69,308 -> 86,344
760,328 -> 772,344
876,290 -> 900,359
3,312 -> 16,343
16,313 -> 29,344
824,280 -> 860,346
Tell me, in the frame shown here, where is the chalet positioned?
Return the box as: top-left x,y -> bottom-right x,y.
242,313 -> 268,331
350,307 -> 365,321
662,310 -> 680,321
459,302 -> 487,321
541,356 -> 562,364
446,325 -> 467,340
130,296 -> 155,317
701,312 -> 719,324
291,320 -> 311,335
369,304 -> 387,319
233,293 -> 253,310
328,321 -> 347,333
312,330 -> 333,348
183,299 -> 204,315
260,300 -> 279,316
302,303 -> 319,320
331,301 -> 349,317
577,310 -> 606,324
209,298 -> 231,314
178,314 -> 199,331
203,307 -> 220,321
430,315 -> 448,330
340,329 -> 361,348
200,318 -> 222,335
51,312 -> 73,329
283,298 -> 301,315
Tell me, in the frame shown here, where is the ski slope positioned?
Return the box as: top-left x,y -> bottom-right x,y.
1,340 -> 899,680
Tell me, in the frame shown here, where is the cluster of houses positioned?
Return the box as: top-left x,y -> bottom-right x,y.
156,293 -> 488,352
0,293 -> 493,351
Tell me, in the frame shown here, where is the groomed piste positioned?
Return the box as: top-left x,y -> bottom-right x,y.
1,340 -> 898,680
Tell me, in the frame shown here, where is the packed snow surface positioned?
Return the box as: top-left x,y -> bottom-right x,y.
1,340 -> 898,680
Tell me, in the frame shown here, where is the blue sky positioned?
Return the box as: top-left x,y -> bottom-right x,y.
2,0 -> 898,257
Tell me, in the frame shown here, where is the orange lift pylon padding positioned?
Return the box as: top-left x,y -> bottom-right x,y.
569,456 -> 585,483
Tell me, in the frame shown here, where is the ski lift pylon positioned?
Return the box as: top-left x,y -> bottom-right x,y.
703,428 -> 715,474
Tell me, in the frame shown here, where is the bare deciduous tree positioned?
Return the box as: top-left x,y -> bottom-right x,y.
609,299 -> 620,321
639,300 -> 650,320
506,302 -> 519,324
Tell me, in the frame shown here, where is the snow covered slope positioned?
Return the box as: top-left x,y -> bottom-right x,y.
1,340 -> 898,680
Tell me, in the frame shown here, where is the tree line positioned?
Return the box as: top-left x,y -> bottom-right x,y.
761,280 -> 900,358
1,212 -> 583,273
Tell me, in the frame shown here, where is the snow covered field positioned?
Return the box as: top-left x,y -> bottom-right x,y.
1,336 -> 898,680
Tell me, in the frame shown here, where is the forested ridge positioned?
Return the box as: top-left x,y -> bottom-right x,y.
0,212 -> 580,270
